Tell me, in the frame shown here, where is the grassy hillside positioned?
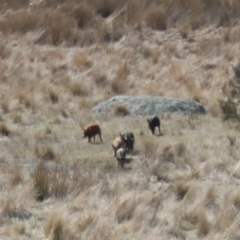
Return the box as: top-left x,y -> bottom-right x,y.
1,0 -> 240,239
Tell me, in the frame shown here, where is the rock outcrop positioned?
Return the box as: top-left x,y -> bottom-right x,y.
92,95 -> 206,116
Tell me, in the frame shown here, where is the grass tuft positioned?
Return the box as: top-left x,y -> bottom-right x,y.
44,209 -> 72,239
230,189 -> 240,209
32,161 -> 49,201
197,210 -> 210,237
174,181 -> 189,201
114,104 -> 130,116
115,196 -> 136,223
18,93 -> 35,109
71,4 -> 94,28
142,136 -> 159,158
145,6 -> 167,31
72,53 -> 93,69
35,145 -> 56,161
111,63 -> 129,94
0,123 -> 11,136
219,98 -> 238,120
69,83 -> 88,97
48,89 -> 59,104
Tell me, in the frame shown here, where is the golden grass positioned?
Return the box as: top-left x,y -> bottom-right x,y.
44,208 -> 72,239
1,1 -> 240,239
71,53 -> 93,69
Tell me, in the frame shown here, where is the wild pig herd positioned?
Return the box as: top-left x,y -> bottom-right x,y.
82,115 -> 161,168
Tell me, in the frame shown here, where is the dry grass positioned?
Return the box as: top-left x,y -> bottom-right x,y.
197,209 -> 210,237
113,104 -> 130,117
0,123 -> 11,136
142,136 -> 159,158
0,1 -> 240,239
111,63 -> 130,94
35,145 -> 56,161
71,53 -> 93,69
69,83 -> 88,97
174,180 -> 190,201
44,208 -> 72,239
17,92 -> 35,109
145,6 -> 167,31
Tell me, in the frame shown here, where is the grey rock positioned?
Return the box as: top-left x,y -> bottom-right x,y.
92,95 -> 206,116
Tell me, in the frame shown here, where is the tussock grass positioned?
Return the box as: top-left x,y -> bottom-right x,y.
219,98 -> 238,120
76,211 -> 95,233
92,71 -> 107,86
142,136 -> 159,158
0,0 -> 29,9
1,1 -> 240,239
8,164 -> 24,186
69,83 -> 88,97
145,6 -> 167,31
72,53 -> 93,69
174,180 -> 189,201
115,195 -> 137,223
44,208 -> 72,240
140,45 -> 159,64
203,186 -> 217,208
32,161 -> 49,201
0,10 -> 40,34
197,210 -> 210,237
48,89 -> 59,104
215,205 -> 237,232
179,208 -> 199,231
1,99 -> 9,113
184,181 -> 197,202
174,142 -> 187,158
94,0 -> 122,18
179,26 -> 190,39
161,145 -> 175,162
229,189 -> 240,210
0,43 -> 11,59
114,104 -> 130,117
35,145 -> 56,161
111,63 -> 129,94
71,4 -> 94,29
14,223 -> 26,235
0,123 -> 11,136
12,113 -> 22,124
32,161 -> 78,201
17,92 -> 35,109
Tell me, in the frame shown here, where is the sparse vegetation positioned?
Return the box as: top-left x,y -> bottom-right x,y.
69,82 -> 88,96
35,145 -> 56,161
0,123 -> 11,136
142,136 -> 159,158
48,89 -> 59,104
114,104 -> 130,116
